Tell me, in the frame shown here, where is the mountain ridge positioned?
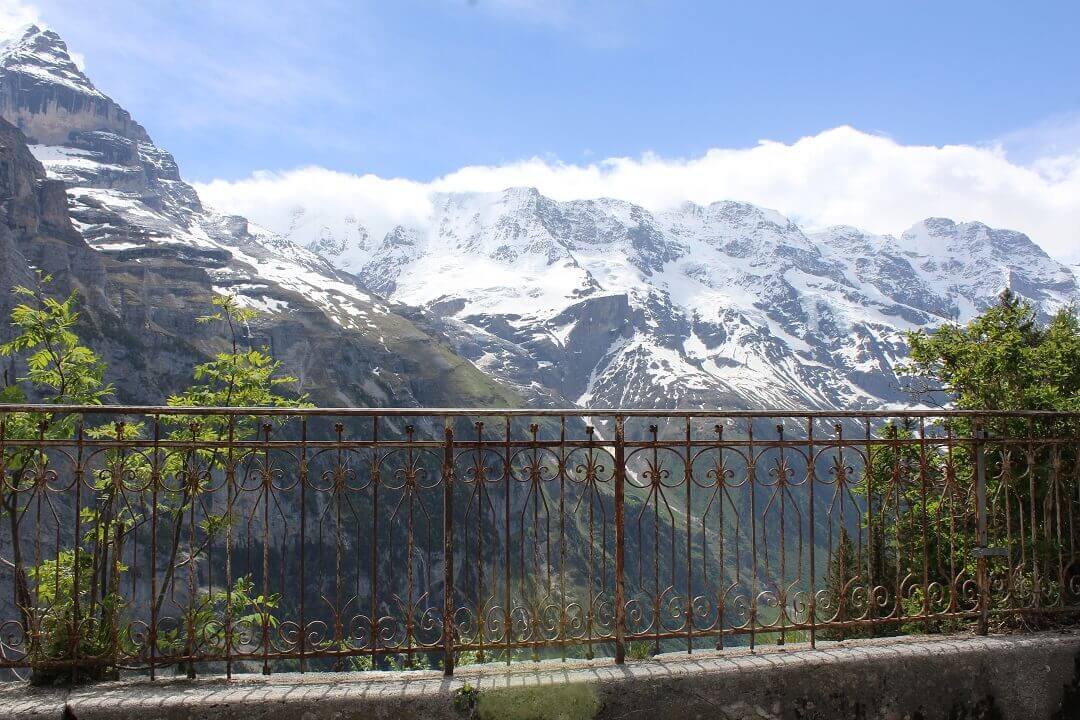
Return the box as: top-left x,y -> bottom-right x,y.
0,24 -> 520,409
4,21 -> 1074,414
301,187 -> 1077,410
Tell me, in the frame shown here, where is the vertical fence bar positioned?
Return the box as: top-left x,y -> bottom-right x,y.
715,423 -> 726,652
1067,416 -> 1075,591
1027,417 -> 1040,611
186,422 -> 198,679
919,417 -> 930,632
442,420 -> 455,676
330,423 -> 344,671
864,418 -> 875,632
748,419 -> 757,651
260,421 -> 272,676
684,416 -> 693,654
503,416 -> 511,665
945,424 -> 957,617
70,419 -> 85,683
104,422 -> 122,671
0,416 -> 18,665
370,416 -> 380,666
298,417 -> 307,673
650,424 -> 661,656
224,415 -> 235,679
108,423 -> 125,670
614,415 -> 626,665
404,425 -> 416,666
975,422 -> 989,636
474,421 -> 486,663
807,417 -> 816,649
558,415 -> 567,662
149,417 -> 160,680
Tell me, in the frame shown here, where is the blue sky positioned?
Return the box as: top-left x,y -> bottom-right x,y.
16,0 -> 1080,181
4,0 -> 1080,260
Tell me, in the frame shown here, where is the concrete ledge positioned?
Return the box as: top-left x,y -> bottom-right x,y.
3,632 -> 1079,719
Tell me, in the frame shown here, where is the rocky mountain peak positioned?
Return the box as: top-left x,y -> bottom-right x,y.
705,199 -> 794,228
900,217 -> 1042,256
0,23 -> 521,410
897,217 -> 1073,300
500,186 -> 542,203
0,25 -> 149,145
311,187 -> 1079,411
0,24 -> 98,96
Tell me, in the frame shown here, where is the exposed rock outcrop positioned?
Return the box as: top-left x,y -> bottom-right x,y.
0,25 -> 519,409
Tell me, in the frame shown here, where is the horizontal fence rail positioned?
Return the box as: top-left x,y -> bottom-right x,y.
0,406 -> 1077,679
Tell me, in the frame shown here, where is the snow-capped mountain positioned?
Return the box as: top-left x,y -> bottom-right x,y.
0,25 -> 516,408
306,188 -> 1078,410
0,25 -> 377,326
4,23 -> 1073,413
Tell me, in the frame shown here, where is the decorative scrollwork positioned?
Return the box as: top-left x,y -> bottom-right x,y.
0,408 -> 1074,674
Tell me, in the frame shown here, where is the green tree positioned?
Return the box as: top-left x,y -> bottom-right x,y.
903,292 -> 1080,611
151,294 -> 309,676
0,285 -> 307,681
821,292 -> 1080,637
0,282 -> 111,407
817,527 -> 859,639
168,293 -> 308,421
902,289 -> 1080,415
0,276 -> 119,681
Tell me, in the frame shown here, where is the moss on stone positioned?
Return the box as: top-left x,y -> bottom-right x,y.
475,682 -> 599,720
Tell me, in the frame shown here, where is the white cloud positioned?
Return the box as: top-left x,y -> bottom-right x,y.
195,125 -> 1080,263
198,168 -> 434,250
0,1 -> 86,69
995,111 -> 1080,170
0,0 -> 40,41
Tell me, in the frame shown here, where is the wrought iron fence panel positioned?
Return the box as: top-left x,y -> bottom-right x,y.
0,406 -> 1076,679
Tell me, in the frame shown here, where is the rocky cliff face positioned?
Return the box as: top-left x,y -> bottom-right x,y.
0,25 -> 518,409
304,189 -> 1078,411
0,27 -> 148,146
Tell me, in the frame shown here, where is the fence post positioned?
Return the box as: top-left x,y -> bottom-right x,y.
442,420 -> 455,676
72,419 -> 85,684
975,422 -> 989,636
298,417 -> 307,673
614,415 -> 626,665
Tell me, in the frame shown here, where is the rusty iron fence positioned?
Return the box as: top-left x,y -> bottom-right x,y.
0,405 -> 1078,679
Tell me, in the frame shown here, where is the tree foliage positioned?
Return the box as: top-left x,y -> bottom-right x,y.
0,282 -> 306,682
819,291 -> 1080,636
901,289 -> 1080,413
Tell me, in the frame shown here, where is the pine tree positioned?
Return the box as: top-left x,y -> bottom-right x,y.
818,527 -> 858,639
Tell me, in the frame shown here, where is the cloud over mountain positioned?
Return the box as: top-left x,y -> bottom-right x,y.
195,126 -> 1080,263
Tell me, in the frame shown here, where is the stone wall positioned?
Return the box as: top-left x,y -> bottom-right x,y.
3,632 -> 1079,720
